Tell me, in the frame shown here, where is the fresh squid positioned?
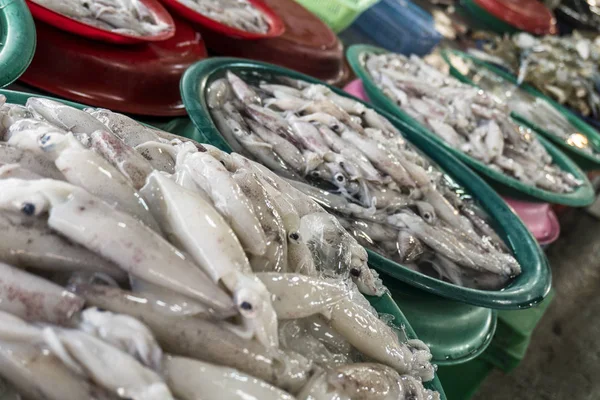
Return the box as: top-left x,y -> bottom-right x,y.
0,262 -> 84,325
86,108 -> 176,173
37,132 -> 160,231
0,312 -> 175,400
0,313 -> 117,400
90,130 -> 155,190
164,355 -> 296,400
257,273 -> 434,380
26,98 -> 109,136
297,363 -> 439,400
78,307 -> 163,370
0,143 -> 63,180
0,210 -> 126,280
0,178 -> 235,315
73,284 -> 315,394
232,168 -> 288,273
140,171 -> 279,350
299,212 -> 384,296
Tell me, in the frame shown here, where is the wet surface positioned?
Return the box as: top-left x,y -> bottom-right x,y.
474,208 -> 600,400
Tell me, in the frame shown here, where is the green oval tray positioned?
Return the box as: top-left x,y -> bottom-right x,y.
346,44 -> 595,206
180,57 -> 551,311
0,0 -> 36,88
441,48 -> 600,171
382,274 -> 497,366
0,88 -> 448,394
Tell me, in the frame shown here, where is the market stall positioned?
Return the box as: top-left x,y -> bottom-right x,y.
2,0 -> 600,399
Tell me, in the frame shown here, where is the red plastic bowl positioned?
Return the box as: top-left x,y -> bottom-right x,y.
26,0 -> 176,45
159,0 -> 285,39
473,0 -> 557,35
20,18 -> 207,116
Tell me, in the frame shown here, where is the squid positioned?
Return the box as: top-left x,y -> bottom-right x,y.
0,312 -> 174,400
26,98 -> 108,136
172,141 -> 267,256
140,171 -> 279,350
164,355 -> 296,400
73,284 -> 315,394
0,178 -> 235,315
297,363 -> 439,400
0,262 -> 84,325
257,273 -> 435,381
86,108 -> 176,173
0,210 -> 126,279
0,313 -> 117,400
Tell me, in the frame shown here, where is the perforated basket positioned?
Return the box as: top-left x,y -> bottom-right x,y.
293,0 -> 380,32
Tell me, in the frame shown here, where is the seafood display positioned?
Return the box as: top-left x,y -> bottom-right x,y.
362,51 -> 588,188
175,0 -> 269,33
30,0 -> 172,36
0,93 -> 438,399
480,32 -> 600,118
206,71 -> 522,290
447,50 -> 600,158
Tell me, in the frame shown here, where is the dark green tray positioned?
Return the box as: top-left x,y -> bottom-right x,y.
179,57 -> 551,311
383,275 -> 497,366
0,0 -> 36,88
441,49 -> 600,171
346,44 -> 595,206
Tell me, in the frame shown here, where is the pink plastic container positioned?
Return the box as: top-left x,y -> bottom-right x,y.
343,79 -> 561,246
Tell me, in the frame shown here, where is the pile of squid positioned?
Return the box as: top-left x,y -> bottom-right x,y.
480,32 -> 600,118
32,0 -> 172,37
454,49 -> 600,159
176,0 -> 269,33
206,71 -> 522,291
0,94 -> 439,400
363,51 -> 585,192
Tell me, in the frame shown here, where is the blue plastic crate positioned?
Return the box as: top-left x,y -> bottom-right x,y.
346,0 -> 442,56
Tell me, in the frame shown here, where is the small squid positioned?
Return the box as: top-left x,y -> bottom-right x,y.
257,273 -> 435,381
141,171 -> 279,350
0,178 -> 235,315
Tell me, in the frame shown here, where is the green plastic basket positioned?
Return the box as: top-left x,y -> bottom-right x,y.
346,44 -> 595,207
293,0 -> 380,32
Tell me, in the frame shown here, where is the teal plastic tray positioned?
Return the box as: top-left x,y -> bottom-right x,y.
0,0 -> 36,88
346,44 -> 595,206
179,57 -> 551,310
383,275 -> 497,366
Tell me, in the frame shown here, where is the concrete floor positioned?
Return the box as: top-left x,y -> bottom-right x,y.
473,209 -> 600,400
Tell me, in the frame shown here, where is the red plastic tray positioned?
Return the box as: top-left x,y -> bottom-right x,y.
473,0 -> 557,35
197,0 -> 348,85
159,0 -> 284,39
20,18 -> 207,116
26,0 -> 176,45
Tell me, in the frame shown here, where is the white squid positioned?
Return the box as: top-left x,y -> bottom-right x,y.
140,171 -> 279,350
0,178 -> 235,315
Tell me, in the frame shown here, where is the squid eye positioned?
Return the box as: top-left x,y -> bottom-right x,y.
350,268 -> 362,278
289,232 -> 300,241
310,171 -> 321,178
334,173 -> 345,183
422,212 -> 433,222
21,203 -> 35,216
40,134 -> 51,145
240,302 -> 253,311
